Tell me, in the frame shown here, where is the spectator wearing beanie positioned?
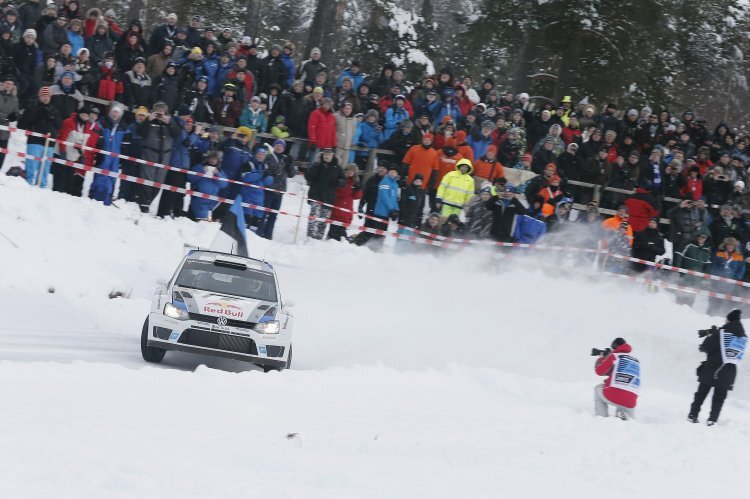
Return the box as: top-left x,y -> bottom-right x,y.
352,109 -> 384,168
473,144 -> 504,193
329,163 -> 362,242
18,86 -> 60,188
402,132 -> 440,187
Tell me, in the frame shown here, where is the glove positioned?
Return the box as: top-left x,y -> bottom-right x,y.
389,210 -> 399,221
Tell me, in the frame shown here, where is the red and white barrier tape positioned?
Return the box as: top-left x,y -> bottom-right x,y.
1,146 -> 458,250
9,145 -> 750,304
0,124 -> 464,241
607,253 -> 750,288
604,272 -> 750,304
5,124 -> 750,290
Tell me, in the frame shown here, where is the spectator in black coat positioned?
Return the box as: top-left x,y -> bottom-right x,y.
147,13 -> 178,55
12,28 -> 39,99
703,166 -> 733,210
399,174 -> 426,229
531,137 -> 557,174
260,44 -> 288,94
689,309 -> 747,425
18,0 -> 44,31
631,218 -> 665,271
305,148 -> 344,239
709,204 -> 745,249
595,102 -> 622,136
486,179 -> 525,242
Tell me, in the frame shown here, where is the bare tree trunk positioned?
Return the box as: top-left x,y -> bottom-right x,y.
513,29 -> 538,93
555,29 -> 582,101
422,0 -> 433,20
244,0 -> 261,39
307,0 -> 345,66
360,1 -> 385,72
127,0 -> 145,25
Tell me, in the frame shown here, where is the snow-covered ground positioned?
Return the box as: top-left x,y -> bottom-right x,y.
0,176 -> 749,498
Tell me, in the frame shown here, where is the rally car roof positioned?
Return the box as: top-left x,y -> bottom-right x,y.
186,250 -> 274,273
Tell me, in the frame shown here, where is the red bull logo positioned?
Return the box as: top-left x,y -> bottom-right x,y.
203,302 -> 244,318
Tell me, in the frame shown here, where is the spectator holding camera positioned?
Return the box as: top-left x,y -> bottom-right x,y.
689,309 -> 747,425
594,337 -> 640,420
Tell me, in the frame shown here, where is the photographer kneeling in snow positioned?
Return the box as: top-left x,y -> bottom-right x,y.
689,309 -> 747,426
594,338 -> 640,420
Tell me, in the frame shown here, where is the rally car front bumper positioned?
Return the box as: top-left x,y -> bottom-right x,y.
148,313 -> 290,368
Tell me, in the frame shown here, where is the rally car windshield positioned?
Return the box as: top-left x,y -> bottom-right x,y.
175,260 -> 278,301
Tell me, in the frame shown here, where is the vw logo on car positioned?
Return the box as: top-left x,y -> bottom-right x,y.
216,316 -> 228,326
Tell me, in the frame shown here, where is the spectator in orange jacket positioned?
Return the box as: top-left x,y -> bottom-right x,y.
473,144 -> 504,192
454,130 -> 474,162
436,138 -> 463,186
601,205 -> 634,246
402,132 -> 440,187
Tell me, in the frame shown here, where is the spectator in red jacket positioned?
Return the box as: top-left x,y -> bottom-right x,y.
307,97 -> 337,161
594,338 -> 640,420
624,185 -> 659,232
54,107 -> 101,197
680,165 -> 704,201
329,163 -> 362,241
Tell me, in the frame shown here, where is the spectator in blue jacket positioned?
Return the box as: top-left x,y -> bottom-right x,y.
434,88 -> 460,131
374,164 -> 401,220
200,42 -> 221,96
513,194 -> 547,243
239,96 -> 267,132
281,42 -> 296,89
89,105 -> 126,205
220,128 -> 253,181
468,120 -> 496,159
67,19 -> 85,56
352,109 -> 384,164
158,117 -> 202,218
335,60 -> 365,91
414,89 -> 441,122
240,146 -> 274,232
188,151 -> 229,220
384,95 -> 410,140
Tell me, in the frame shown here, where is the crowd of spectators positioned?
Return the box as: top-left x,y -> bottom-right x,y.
1,2 -> 749,314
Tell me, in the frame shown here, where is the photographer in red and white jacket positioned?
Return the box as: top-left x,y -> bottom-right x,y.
594,337 -> 640,420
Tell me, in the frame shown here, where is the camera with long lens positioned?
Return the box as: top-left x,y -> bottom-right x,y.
698,325 -> 719,338
591,347 -> 611,357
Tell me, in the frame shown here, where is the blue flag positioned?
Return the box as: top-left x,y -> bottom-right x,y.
213,196 -> 249,257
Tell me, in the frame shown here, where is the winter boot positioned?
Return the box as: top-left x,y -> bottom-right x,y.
687,414 -> 699,424
615,410 -> 627,420
707,419 -> 717,426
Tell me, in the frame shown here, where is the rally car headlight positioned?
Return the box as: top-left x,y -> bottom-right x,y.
163,302 -> 189,320
253,320 -> 280,335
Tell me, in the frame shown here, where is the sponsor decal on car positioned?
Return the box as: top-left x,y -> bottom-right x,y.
203,301 -> 244,318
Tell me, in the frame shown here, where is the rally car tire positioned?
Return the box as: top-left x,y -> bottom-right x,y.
262,344 -> 292,372
141,317 -> 166,363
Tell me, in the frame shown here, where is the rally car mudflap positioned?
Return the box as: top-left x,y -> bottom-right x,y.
147,337 -> 287,368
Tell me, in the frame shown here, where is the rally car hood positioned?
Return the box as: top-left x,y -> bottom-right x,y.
172,287 -> 278,323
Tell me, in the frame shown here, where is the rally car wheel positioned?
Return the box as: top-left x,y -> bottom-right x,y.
262,344 -> 292,372
141,317 -> 166,363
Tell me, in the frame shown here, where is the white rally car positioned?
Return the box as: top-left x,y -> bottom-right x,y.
141,250 -> 294,371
